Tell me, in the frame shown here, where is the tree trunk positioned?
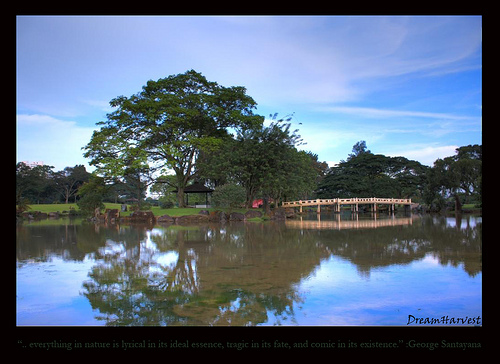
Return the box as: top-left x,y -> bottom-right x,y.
245,189 -> 255,209
177,186 -> 185,208
263,196 -> 269,214
174,168 -> 187,208
137,188 -> 143,208
454,194 -> 462,212
246,198 -> 253,209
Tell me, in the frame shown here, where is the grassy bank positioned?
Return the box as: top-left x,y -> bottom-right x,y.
22,203 -> 80,213
22,203 -> 256,217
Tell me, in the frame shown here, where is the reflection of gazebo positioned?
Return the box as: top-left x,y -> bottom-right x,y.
173,182 -> 214,207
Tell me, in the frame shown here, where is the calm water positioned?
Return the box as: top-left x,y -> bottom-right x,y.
16,213 -> 482,326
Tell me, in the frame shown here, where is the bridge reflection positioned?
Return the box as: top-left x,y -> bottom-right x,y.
285,214 -> 417,230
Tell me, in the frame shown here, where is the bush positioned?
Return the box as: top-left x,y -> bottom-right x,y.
211,184 -> 246,209
160,200 -> 174,209
76,176 -> 108,217
77,194 -> 105,217
16,197 -> 31,215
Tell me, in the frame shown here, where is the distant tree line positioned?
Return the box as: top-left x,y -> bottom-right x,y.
15,162 -> 151,213
423,144 -> 482,212
317,141 -> 482,212
16,163 -> 91,206
16,141 -> 482,215
316,141 -> 429,200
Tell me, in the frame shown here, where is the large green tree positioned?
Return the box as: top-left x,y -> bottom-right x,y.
423,144 -> 482,212
316,142 -> 428,200
83,70 -> 263,207
198,114 -> 320,209
77,175 -> 109,217
16,162 -> 57,204
53,165 -> 90,204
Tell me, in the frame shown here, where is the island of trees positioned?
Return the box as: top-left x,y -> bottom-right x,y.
16,70 -> 481,217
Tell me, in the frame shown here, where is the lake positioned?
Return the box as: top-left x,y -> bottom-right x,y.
16,212 -> 481,326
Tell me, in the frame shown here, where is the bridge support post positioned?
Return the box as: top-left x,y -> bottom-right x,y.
317,203 -> 321,214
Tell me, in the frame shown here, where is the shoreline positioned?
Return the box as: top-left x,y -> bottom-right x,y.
17,207 -> 481,225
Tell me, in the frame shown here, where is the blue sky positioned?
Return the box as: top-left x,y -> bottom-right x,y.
16,16 -> 482,171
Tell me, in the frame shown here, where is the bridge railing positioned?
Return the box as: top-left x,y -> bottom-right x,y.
282,197 -> 411,207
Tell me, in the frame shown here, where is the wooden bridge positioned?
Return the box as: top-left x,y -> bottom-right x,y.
282,197 -> 412,213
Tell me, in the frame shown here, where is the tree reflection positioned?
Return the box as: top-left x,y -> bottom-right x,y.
17,214 -> 480,325
81,223 -> 328,325
16,220 -> 108,263
288,213 -> 481,278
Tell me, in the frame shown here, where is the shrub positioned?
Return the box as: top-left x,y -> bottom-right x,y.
160,200 -> 174,209
211,184 -> 246,209
76,176 -> 108,217
16,197 -> 31,215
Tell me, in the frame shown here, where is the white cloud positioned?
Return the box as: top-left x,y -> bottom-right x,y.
231,16 -> 481,105
385,145 -> 458,166
16,114 -> 96,171
81,99 -> 115,113
342,16 -> 481,80
313,106 -> 481,143
317,106 -> 475,121
15,16 -> 481,172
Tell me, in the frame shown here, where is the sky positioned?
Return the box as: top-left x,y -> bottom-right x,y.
16,15 -> 482,171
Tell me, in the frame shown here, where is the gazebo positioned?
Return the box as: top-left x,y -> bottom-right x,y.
173,182 -> 214,207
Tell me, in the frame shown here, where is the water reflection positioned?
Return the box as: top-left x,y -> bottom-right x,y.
289,213 -> 482,278
286,213 -> 415,230
79,223 -> 331,325
16,214 -> 481,326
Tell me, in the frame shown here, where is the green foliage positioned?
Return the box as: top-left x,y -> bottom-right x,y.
423,144 -> 482,212
317,142 -> 429,200
150,174 -> 180,207
77,176 -> 108,217
83,69 -> 263,207
160,200 -> 175,209
347,140 -> 371,161
317,141 -> 481,213
16,162 -> 91,205
16,197 -> 31,215
16,162 -> 57,204
211,184 -> 247,209
198,113 -> 323,208
53,165 -> 90,204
